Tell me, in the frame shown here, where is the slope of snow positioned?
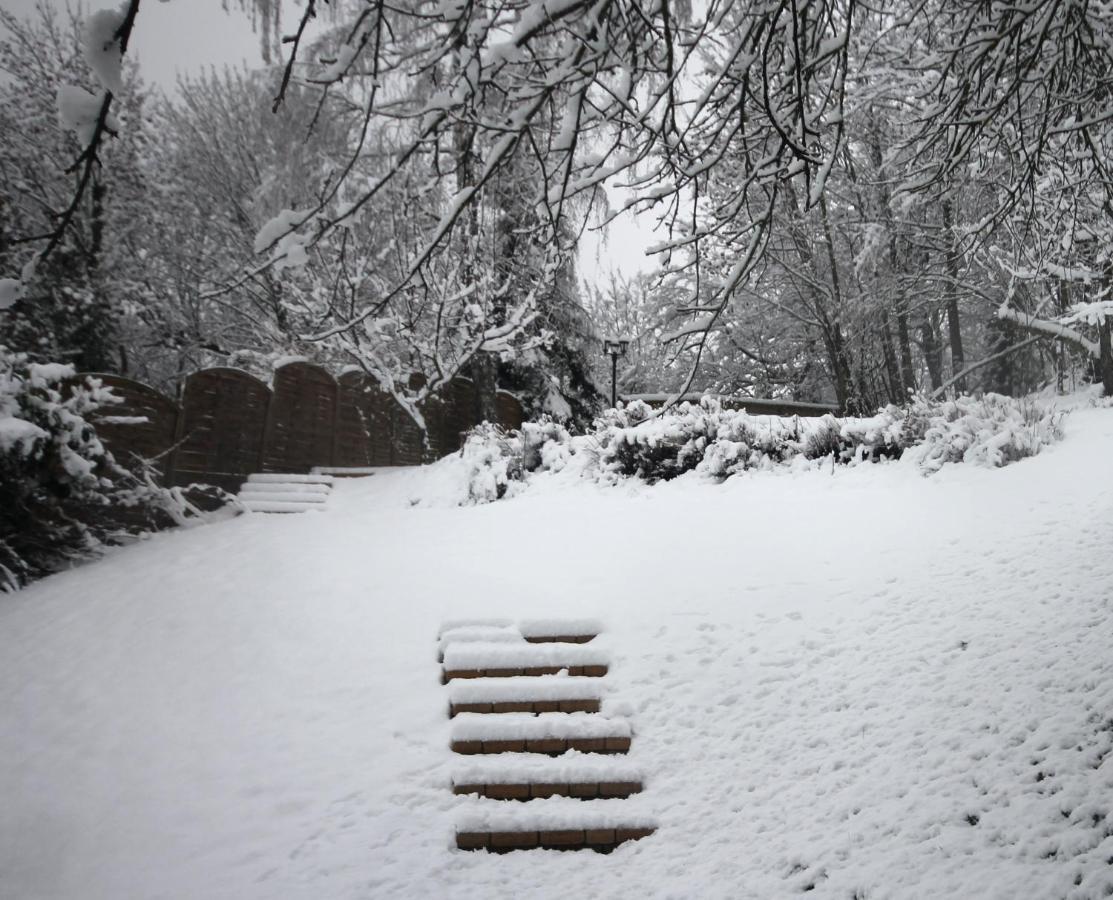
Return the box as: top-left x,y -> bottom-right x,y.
2,406 -> 1112,899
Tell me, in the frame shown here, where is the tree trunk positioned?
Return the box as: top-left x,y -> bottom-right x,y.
921,316 -> 944,390
941,197 -> 965,392
879,312 -> 902,404
896,309 -> 916,395
452,35 -> 500,423
1100,318 -> 1113,396
471,353 -> 500,423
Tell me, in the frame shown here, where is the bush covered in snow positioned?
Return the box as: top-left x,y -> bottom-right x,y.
454,392 -> 1066,503
458,423 -> 523,504
0,347 -> 184,590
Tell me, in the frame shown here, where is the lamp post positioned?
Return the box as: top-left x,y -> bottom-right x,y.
603,336 -> 631,409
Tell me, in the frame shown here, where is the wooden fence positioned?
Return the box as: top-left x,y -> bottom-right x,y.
82,362 -> 525,493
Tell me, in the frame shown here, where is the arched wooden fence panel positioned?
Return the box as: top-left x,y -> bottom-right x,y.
262,362 -> 338,473
176,368 -> 270,492
336,371 -> 393,468
84,374 -> 180,480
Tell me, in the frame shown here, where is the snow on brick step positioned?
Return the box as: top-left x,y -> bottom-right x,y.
456,828 -> 654,852
246,473 -> 334,485
237,491 -> 328,504
448,674 -> 604,716
454,781 -> 642,800
451,751 -> 643,788
239,500 -> 329,514
309,466 -> 377,477
437,626 -> 524,662
442,642 -> 610,681
455,797 -> 656,852
518,618 -> 603,643
450,712 -> 632,755
437,618 -> 514,638
239,482 -> 331,495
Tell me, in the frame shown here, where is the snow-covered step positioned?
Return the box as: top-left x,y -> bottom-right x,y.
453,752 -> 643,800
239,482 -> 331,495
450,712 -> 631,755
519,618 -> 603,644
448,675 -> 604,716
239,499 -> 328,514
247,473 -> 334,485
238,490 -> 329,504
452,752 -> 643,788
455,797 -> 655,852
437,625 -> 524,662
442,642 -> 610,681
237,472 -> 335,514
438,618 -> 514,637
309,466 -> 377,477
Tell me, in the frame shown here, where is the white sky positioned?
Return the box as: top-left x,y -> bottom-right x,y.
0,0 -> 656,285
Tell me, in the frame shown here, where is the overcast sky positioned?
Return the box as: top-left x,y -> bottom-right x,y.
0,0 -> 655,288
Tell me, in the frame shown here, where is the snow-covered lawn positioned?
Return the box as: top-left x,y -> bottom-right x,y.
2,406 -> 1112,899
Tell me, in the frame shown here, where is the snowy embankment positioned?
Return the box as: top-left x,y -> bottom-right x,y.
2,405 -> 1112,899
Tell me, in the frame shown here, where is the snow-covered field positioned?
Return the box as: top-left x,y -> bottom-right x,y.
2,405 -> 1112,900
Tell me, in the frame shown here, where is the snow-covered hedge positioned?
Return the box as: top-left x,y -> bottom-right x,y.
456,393 -> 1064,503
0,347 -> 184,590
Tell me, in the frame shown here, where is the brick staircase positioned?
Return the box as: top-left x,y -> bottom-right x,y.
441,619 -> 655,853
236,473 -> 334,514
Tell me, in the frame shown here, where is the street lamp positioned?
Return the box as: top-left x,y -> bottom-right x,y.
603,336 -> 631,409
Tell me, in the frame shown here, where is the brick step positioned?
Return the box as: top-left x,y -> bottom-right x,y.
452,736 -> 631,754
451,698 -> 600,716
239,481 -> 331,495
239,500 -> 328,514
448,675 -> 605,718
519,619 -> 603,644
438,618 -> 514,636
451,712 -> 631,755
440,640 -> 609,676
437,626 -> 523,663
442,642 -> 610,682
247,473 -> 334,485
456,826 -> 654,852
452,750 -> 643,792
444,665 -> 607,681
453,780 -> 642,800
309,466 -> 378,477
238,490 -> 329,504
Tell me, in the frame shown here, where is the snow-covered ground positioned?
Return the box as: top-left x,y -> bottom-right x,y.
2,405 -> 1112,899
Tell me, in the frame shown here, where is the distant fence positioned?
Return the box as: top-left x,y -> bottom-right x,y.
621,393 -> 838,417
81,362 -> 524,493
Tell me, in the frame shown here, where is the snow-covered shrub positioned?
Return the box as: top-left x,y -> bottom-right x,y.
902,393 -> 1064,474
520,417 -> 572,473
837,408 -> 905,462
458,423 -> 523,504
600,399 -> 721,481
802,415 -> 843,459
0,347 -> 182,589
452,391 -> 1065,504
